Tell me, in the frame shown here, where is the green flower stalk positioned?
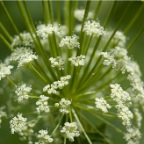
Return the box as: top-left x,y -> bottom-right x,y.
0,1 -> 144,144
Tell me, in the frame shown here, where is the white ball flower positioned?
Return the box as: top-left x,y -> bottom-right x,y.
36,95 -> 50,113
60,122 -> 80,142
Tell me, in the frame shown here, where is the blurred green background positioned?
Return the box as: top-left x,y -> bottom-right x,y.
0,1 -> 144,144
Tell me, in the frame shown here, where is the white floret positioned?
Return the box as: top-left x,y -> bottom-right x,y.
74,9 -> 94,21
35,129 -> 53,143
11,32 -> 34,48
116,104 -> 133,126
95,97 -> 111,113
101,47 -> 130,73
43,84 -> 59,95
49,56 -> 64,70
83,20 -> 105,36
60,122 -> 80,142
68,55 -> 85,66
55,98 -> 71,114
105,31 -> 126,47
36,23 -> 67,39
0,63 -> 13,80
10,47 -> 38,67
110,83 -> 131,102
124,127 -> 141,144
36,95 -> 49,113
59,35 -> 80,49
43,75 -> 71,95
15,84 -> 32,103
10,113 -> 28,134
134,108 -> 142,128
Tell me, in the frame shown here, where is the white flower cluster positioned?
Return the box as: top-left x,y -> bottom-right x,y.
110,83 -> 131,102
49,56 -> 64,70
126,61 -> 144,105
55,98 -> 71,114
101,46 -> 144,107
35,130 -> 53,144
0,106 -> 7,127
74,9 -> 94,21
59,35 -> 80,49
10,47 -> 38,67
101,47 -> 129,73
110,84 -> 133,126
83,20 -> 105,36
68,55 -> 85,66
124,127 -> 141,144
43,75 -> 71,95
60,122 -> 80,142
11,32 -> 33,48
10,113 -> 28,134
36,23 -> 67,39
95,97 -> 111,113
134,108 -> 142,128
112,31 -> 126,47
15,84 -> 32,103
36,95 -> 49,113
116,104 -> 133,126
105,31 -> 126,47
43,84 -> 59,95
0,63 -> 13,80
10,113 -> 34,141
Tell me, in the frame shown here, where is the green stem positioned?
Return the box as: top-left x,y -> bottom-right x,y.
28,63 -> 48,84
64,1 -> 69,28
7,76 -> 16,87
42,0 -> 49,24
47,1 -> 60,56
51,114 -> 64,136
84,35 -> 93,55
95,72 -> 122,91
90,111 -> 123,134
80,0 -> 117,80
17,1 -> 44,54
0,23 -> 12,42
124,4 -> 144,34
78,36 -> 101,84
69,66 -> 76,89
69,109 -> 73,122
81,64 -> 111,91
71,66 -> 81,94
0,1 -> 22,40
67,1 -> 76,36
17,1 -> 57,80
68,1 -> 72,35
78,0 -> 91,55
47,0 -> 53,24
77,109 -> 113,144
72,109 -> 93,144
104,1 -> 117,28
28,95 -> 39,99
48,35 -> 57,57
94,0 -> 102,20
56,1 -> 61,24
96,67 -> 112,81
77,3 -> 132,89
75,105 -> 123,134
64,136 -> 67,144
0,35 -> 14,51
34,61 -> 53,83
75,91 -> 96,99
127,25 -> 144,50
